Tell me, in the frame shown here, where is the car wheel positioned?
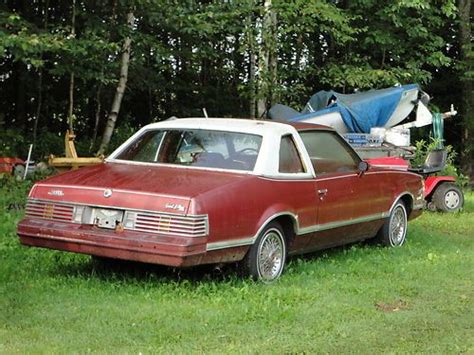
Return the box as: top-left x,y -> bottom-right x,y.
375,200 -> 408,247
242,222 -> 287,282
13,164 -> 25,178
432,182 -> 464,212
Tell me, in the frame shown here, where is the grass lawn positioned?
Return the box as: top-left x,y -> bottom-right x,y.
1,180 -> 473,354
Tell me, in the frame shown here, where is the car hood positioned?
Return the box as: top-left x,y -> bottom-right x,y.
30,162 -> 252,214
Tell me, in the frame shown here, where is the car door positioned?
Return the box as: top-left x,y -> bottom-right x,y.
298,130 -> 384,249
275,134 -> 319,253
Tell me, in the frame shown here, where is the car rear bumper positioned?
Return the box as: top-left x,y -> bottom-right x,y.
17,217 -> 208,267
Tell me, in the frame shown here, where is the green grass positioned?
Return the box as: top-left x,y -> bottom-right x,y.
1,180 -> 473,354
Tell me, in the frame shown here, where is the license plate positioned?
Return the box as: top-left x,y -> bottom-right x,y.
93,208 -> 124,229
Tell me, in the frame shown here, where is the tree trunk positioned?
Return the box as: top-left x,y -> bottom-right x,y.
98,11 -> 135,155
67,0 -> 76,133
90,84 -> 102,151
295,33 -> 303,70
32,70 -> 42,145
247,8 -> 256,118
458,0 -> 473,184
32,0 -> 48,145
15,62 -> 27,130
257,0 -> 277,118
268,8 -> 278,106
249,48 -> 256,118
68,72 -> 75,132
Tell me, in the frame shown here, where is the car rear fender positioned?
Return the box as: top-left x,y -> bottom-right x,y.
389,191 -> 414,217
254,207 -> 298,242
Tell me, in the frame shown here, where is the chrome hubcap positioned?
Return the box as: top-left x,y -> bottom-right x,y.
444,190 -> 460,209
257,230 -> 284,281
389,206 -> 406,246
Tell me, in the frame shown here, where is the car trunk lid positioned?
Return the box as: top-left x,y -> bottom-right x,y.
30,162 -> 251,214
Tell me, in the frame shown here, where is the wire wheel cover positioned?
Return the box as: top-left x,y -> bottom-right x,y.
257,230 -> 284,281
389,205 -> 406,246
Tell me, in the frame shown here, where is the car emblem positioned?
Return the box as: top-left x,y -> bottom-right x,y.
103,189 -> 113,198
47,190 -> 64,196
165,203 -> 185,212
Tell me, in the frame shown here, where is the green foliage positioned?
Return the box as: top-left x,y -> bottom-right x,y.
0,129 -> 26,156
337,0 -> 456,90
33,129 -> 66,160
106,120 -> 138,155
0,9 -> 119,78
0,175 -> 32,209
0,0 -> 469,177
412,139 -> 468,187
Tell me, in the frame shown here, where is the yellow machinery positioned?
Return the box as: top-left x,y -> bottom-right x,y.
48,131 -> 103,171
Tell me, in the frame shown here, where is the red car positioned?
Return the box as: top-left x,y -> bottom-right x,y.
17,118 -> 424,281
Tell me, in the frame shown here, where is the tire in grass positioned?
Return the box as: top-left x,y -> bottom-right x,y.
375,200 -> 407,247
431,182 -> 464,213
242,222 -> 287,282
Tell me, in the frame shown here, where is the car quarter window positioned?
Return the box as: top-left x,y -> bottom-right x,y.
299,130 -> 360,175
279,135 -> 305,174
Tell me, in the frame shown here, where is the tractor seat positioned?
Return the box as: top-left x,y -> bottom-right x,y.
409,149 -> 447,175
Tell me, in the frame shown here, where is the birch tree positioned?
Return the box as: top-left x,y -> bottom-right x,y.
98,11 -> 135,155
257,0 -> 277,117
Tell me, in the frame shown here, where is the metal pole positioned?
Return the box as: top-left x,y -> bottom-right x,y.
24,144 -> 33,180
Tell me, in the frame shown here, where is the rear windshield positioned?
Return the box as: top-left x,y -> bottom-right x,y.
115,129 -> 262,171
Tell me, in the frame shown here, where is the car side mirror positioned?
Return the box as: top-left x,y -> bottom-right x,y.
358,161 -> 369,176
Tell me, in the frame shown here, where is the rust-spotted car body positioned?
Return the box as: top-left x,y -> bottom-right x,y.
18,118 -> 424,281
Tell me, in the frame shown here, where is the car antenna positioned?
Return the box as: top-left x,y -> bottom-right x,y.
202,108 -> 209,119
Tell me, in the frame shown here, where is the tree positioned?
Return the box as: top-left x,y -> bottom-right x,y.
97,10 -> 135,155
256,0 -> 277,117
0,0 -> 470,172
458,0 -> 473,182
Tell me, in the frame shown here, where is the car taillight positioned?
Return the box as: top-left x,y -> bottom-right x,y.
123,211 -> 137,229
72,205 -> 86,223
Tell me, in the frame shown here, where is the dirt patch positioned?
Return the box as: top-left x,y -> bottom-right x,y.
375,299 -> 408,313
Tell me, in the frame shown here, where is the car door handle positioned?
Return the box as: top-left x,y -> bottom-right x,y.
317,188 -> 328,200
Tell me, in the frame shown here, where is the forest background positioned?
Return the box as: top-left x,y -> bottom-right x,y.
0,0 -> 472,181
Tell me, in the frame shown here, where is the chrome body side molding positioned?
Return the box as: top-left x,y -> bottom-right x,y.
206,211 -> 386,251
206,237 -> 257,251
297,212 -> 387,235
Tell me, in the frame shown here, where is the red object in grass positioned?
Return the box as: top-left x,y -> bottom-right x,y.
0,157 -> 25,174
424,175 -> 456,197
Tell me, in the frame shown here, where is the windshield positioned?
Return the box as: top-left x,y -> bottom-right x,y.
115,129 -> 262,171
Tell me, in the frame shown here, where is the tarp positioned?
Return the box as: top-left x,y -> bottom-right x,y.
268,84 -> 420,133
302,84 -> 419,133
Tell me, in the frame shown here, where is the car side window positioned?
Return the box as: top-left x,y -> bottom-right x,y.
116,130 -> 164,162
279,135 -> 305,173
299,131 -> 359,175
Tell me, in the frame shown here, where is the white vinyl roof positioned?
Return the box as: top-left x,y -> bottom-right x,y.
143,118 -> 295,136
